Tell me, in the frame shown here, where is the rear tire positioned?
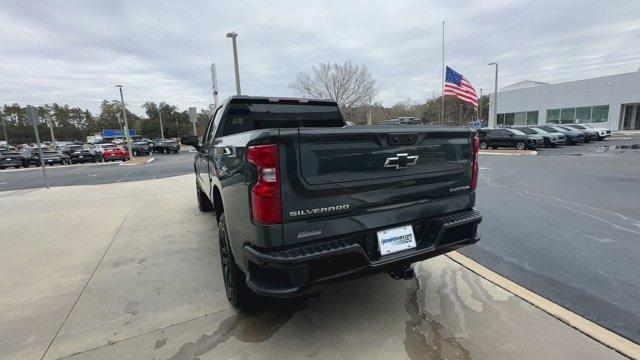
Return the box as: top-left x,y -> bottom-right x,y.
196,183 -> 213,212
515,141 -> 526,150
218,214 -> 259,310
479,141 -> 489,150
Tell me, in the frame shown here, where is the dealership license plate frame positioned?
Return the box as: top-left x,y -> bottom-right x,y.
376,224 -> 417,256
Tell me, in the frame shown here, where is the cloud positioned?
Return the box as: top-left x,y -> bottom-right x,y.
1,0 -> 639,116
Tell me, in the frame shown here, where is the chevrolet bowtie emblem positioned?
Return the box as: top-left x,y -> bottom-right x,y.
384,153 -> 419,170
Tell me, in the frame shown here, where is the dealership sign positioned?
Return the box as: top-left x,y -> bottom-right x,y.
102,129 -> 136,137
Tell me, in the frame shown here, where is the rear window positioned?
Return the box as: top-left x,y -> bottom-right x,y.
221,100 -> 345,137
507,129 -> 526,135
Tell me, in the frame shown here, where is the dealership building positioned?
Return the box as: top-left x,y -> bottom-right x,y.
488,70 -> 640,131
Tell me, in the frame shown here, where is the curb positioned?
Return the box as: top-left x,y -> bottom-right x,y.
446,251 -> 640,360
479,150 -> 538,156
119,157 -> 155,166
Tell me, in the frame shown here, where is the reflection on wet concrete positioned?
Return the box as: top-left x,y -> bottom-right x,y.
138,256 -> 624,360
167,299 -> 311,360
404,267 -> 471,360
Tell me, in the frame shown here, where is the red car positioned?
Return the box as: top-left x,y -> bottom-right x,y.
102,145 -> 130,162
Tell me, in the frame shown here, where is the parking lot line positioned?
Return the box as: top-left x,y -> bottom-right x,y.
446,251 -> 640,360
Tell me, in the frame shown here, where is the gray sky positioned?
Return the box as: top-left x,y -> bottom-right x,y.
1,0 -> 639,116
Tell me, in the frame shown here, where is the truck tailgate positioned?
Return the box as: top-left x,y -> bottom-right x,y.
280,126 -> 475,246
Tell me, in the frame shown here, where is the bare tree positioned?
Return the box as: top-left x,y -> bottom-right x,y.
290,61 -> 378,108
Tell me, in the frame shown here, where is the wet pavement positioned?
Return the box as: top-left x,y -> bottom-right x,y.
0,174 -> 629,360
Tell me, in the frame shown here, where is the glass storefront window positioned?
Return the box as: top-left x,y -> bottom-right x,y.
514,112 -> 527,126
497,113 -> 505,125
526,111 -> 539,125
547,109 -> 560,124
575,107 -> 591,123
560,108 -> 575,124
591,105 -> 609,122
504,113 -> 515,125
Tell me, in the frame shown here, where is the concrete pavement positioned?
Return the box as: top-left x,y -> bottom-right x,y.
0,175 -> 629,359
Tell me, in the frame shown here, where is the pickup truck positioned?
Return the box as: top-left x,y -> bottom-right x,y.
182,96 -> 482,309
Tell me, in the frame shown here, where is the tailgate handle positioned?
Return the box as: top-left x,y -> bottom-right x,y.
388,133 -> 419,146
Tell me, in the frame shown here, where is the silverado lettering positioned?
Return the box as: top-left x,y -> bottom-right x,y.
289,204 -> 350,217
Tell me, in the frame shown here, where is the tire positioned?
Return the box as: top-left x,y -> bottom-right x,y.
479,141 -> 489,150
218,214 -> 259,309
163,148 -> 168,154
14,166 -> 20,169
544,139 -> 551,148
515,141 -> 526,150
196,183 -> 213,212
133,150 -> 138,156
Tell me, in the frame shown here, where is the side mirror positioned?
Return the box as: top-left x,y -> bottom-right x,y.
181,135 -> 200,149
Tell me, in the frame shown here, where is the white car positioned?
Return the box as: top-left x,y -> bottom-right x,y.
91,143 -> 117,154
578,124 -> 611,140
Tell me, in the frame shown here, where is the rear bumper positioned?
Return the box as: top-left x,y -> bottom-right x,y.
242,208 -> 481,297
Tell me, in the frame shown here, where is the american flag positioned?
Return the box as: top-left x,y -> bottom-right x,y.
444,66 -> 478,109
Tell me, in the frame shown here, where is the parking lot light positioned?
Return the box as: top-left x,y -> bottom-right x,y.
488,62 -> 498,128
116,85 -> 134,160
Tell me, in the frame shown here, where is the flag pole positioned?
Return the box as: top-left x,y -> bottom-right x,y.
441,20 -> 445,126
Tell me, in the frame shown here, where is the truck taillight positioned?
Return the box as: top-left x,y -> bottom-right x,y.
471,133 -> 479,191
247,144 -> 282,224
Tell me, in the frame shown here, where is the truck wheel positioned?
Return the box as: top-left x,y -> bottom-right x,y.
196,183 -> 213,212
515,141 -> 526,150
218,214 -> 258,309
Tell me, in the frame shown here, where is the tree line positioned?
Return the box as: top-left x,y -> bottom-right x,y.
2,60 -> 488,144
0,101 -> 209,144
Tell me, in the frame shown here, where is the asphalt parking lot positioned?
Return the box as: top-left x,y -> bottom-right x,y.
0,151 -> 194,192
463,135 -> 640,343
0,175 -> 627,360
2,136 -> 639,359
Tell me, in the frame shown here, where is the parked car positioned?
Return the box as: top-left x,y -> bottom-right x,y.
535,125 -> 584,145
513,126 -> 565,147
182,96 -> 482,309
582,124 -> 612,139
565,124 -> 609,140
91,143 -> 115,154
101,145 -> 130,162
556,125 -> 596,142
124,141 -> 151,156
478,128 -> 543,150
0,152 -> 25,169
41,150 -> 68,165
151,140 -> 180,154
20,147 -> 43,167
70,147 -> 101,164
60,143 -> 83,155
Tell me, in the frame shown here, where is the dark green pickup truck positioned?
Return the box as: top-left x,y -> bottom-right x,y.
182,96 -> 481,309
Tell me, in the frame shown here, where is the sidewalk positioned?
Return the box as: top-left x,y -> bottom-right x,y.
0,175 -> 630,360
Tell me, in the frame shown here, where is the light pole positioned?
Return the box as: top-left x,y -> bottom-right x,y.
488,62 -> 499,128
116,85 -> 134,160
46,111 -> 56,147
478,88 -> 483,123
226,31 -> 241,95
158,105 -> 165,139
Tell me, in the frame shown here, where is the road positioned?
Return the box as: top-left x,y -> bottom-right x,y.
0,152 -> 194,191
461,136 -> 640,342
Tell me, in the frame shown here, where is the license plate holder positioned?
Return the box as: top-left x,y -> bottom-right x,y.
377,225 -> 417,256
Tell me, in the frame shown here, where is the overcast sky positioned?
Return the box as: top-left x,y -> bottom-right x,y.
1,0 -> 639,116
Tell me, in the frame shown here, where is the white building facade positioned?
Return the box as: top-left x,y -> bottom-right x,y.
489,71 -> 640,131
